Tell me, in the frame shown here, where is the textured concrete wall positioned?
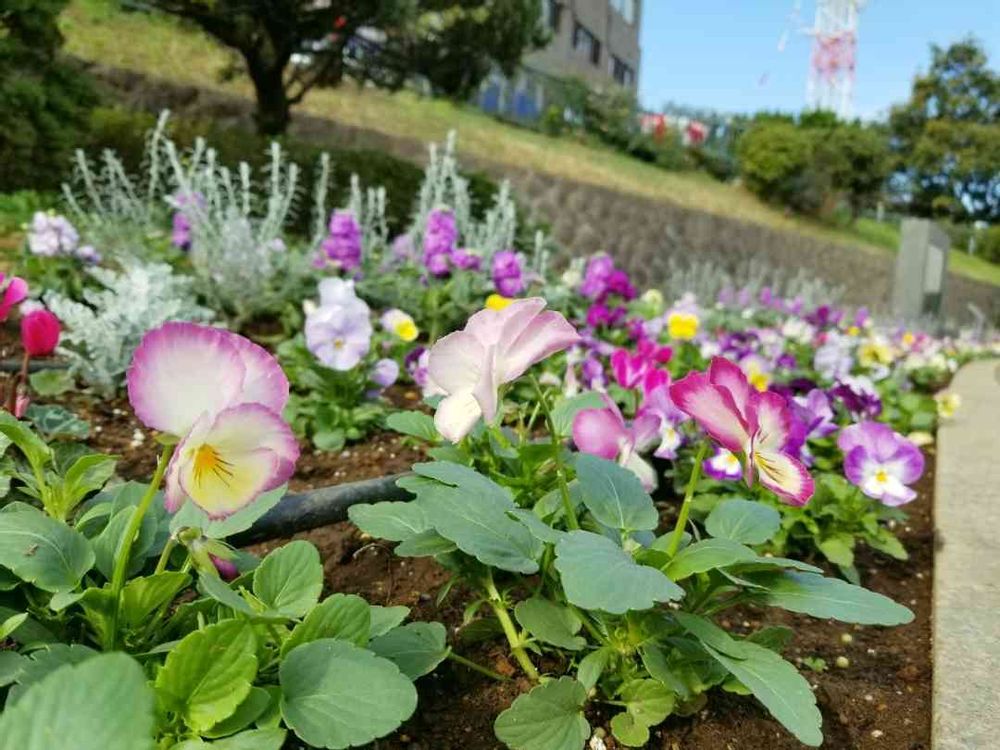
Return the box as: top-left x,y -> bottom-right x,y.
91,65 -> 999,323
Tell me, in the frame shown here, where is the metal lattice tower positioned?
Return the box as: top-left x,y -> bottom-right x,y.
805,0 -> 866,118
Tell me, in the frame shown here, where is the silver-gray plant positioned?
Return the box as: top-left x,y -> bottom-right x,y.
44,261 -> 214,396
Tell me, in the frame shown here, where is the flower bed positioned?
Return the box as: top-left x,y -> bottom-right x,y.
0,115 -> 993,750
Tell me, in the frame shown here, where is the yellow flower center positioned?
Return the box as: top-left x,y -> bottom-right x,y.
333,338 -> 345,350
749,371 -> 770,392
875,469 -> 889,484
191,444 -> 233,488
668,312 -> 699,341
902,332 -> 915,346
486,294 -> 514,311
394,320 -> 418,342
725,453 -> 739,468
847,326 -> 860,336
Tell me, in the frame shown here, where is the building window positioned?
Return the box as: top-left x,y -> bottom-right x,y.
573,22 -> 601,66
610,55 -> 635,86
542,0 -> 561,32
610,0 -> 636,25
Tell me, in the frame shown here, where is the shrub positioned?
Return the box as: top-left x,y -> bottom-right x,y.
975,224 -> 1000,263
0,0 -> 96,193
737,120 -> 814,208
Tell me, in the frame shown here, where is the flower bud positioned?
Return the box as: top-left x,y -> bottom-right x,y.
20,309 -> 60,357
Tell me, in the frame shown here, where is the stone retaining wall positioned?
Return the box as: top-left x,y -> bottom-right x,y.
90,65 -> 1000,323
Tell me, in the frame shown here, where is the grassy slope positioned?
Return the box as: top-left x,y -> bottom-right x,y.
60,0 -> 1000,287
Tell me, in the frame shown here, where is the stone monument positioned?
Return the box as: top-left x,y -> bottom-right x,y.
892,218 -> 950,320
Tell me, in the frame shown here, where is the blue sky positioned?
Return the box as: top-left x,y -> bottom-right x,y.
638,1 -> 999,120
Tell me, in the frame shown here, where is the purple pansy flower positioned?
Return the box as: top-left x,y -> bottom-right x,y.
838,422 -> 924,506
371,358 -> 400,389
832,375 -> 882,418
703,447 -> 744,482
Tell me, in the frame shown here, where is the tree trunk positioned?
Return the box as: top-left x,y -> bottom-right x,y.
246,55 -> 291,136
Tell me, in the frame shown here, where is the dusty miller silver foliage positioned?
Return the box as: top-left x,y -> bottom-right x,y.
44,261 -> 214,396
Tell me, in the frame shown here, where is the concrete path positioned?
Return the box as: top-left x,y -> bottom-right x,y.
933,359 -> 1000,749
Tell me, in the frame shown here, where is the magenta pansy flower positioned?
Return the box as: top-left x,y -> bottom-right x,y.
427,298 -> 579,442
670,357 -> 814,505
610,348 -> 647,389
637,369 -> 688,460
572,394 -> 660,489
837,422 -> 924,506
127,322 -> 299,519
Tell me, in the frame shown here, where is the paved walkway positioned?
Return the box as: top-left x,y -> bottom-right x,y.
933,359 -> 1000,749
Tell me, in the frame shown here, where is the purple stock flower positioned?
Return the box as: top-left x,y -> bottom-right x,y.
579,254 -> 636,303
703,447 -> 744,481
452,247 -> 482,271
172,211 -> 193,250
492,250 -> 524,297
322,210 -> 362,271
422,209 -> 457,277
806,305 -> 844,328
371,358 -> 400,389
838,422 -> 924,506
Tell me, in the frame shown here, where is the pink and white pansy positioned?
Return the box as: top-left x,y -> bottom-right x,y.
127,322 -> 299,518
669,357 -> 814,505
837,422 -> 924,506
572,395 -> 660,490
427,298 -> 580,442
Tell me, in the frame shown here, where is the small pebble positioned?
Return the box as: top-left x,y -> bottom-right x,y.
840,633 -> 853,644
835,656 -> 850,669
871,729 -> 884,739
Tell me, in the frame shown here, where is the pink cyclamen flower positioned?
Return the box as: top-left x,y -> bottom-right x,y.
20,309 -> 61,357
0,274 -> 28,321
669,357 -> 814,505
127,322 -> 299,519
572,395 -> 660,489
837,422 -> 924,506
428,297 -> 580,442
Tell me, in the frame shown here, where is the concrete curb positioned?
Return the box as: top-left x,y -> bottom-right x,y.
932,359 -> 1000,749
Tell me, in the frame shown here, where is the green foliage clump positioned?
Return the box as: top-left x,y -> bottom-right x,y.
0,0 -> 97,193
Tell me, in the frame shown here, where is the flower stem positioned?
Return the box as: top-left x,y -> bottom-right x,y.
154,538 -> 177,575
447,650 -> 510,682
105,444 -> 174,650
530,375 -> 579,531
666,442 -> 709,558
485,575 -> 540,682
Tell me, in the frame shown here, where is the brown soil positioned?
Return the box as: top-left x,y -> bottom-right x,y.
256,453 -> 936,750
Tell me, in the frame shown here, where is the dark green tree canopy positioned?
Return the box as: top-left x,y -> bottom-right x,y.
142,0 -> 544,135
889,38 -> 1000,223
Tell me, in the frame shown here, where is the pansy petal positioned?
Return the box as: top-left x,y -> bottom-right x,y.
220,330 -> 290,413
708,357 -> 754,421
753,391 -> 793,452
501,309 -> 581,382
670,372 -> 750,453
127,322 -> 245,436
435,390 -> 483,443
572,407 -> 628,460
427,330 -> 485,395
754,449 -> 814,506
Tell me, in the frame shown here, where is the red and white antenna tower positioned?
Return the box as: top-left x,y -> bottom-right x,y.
805,0 -> 866,118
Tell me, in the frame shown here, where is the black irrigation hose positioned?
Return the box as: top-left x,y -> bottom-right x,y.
0,360 -> 69,373
231,473 -> 414,546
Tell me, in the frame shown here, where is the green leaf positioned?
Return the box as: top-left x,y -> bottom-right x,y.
395,529 -> 458,557
760,571 -> 914,625
348,501 -> 428,542
494,677 -> 590,750
172,729 -> 286,750
0,411 -> 51,468
170,485 -> 287,539
313,429 -> 346,452
386,411 -> 439,442
92,505 -> 159,580
551,392 -> 605,438
203,688 -> 273,739
0,651 -> 25,687
120,572 -> 190,630
576,647 -> 612,692
0,502 -> 94,592
747,626 -> 795,653
280,639 -> 417,749
416,469 -> 542,574
369,605 -> 410,639
867,528 -> 908,560
0,606 -> 55,646
639,645 -> 692,698
155,620 -> 259,732
611,679 -> 675,746
0,612 -> 28,640
283,593 -> 371,655
252,541 -> 323,618
818,534 -> 855,568
573,454 -> 658,531
705,499 -> 781,544
0,653 -> 154,750
665,538 -> 758,581
514,597 -> 586,651
554,531 -> 683,613
25,404 -> 89,441
507,508 -> 566,544
198,573 -> 257,616
28,369 -> 75,397
369,622 -> 449,679
60,454 -> 117,514
707,641 -> 821,746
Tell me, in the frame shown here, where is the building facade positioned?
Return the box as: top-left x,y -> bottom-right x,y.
475,0 -> 642,122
